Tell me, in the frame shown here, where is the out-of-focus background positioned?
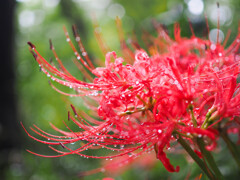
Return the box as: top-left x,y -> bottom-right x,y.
1,0 -> 239,179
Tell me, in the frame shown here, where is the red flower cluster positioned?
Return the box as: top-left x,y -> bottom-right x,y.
24,21 -> 240,174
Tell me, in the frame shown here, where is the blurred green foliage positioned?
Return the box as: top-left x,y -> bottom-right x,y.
10,0 -> 240,179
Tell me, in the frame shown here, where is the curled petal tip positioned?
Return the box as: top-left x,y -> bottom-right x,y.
176,166 -> 180,172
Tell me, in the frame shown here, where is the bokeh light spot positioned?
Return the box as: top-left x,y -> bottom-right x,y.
188,0 -> 204,15
209,28 -> 225,43
43,0 -> 60,8
19,10 -> 35,27
107,3 -> 125,19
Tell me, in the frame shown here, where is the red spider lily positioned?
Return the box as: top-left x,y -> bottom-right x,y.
24,18 -> 240,176
102,178 -> 115,180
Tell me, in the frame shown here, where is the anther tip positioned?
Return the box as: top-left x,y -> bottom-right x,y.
72,24 -> 78,37
49,39 -> 53,50
27,41 -> 36,49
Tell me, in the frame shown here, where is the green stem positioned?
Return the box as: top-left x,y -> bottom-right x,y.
175,134 -> 216,180
197,138 -> 224,180
220,130 -> 240,169
189,105 -> 197,127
